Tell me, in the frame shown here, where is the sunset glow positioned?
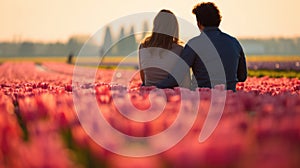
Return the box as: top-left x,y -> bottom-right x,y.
0,0 -> 299,42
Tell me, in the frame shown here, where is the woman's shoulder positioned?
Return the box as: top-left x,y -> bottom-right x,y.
171,43 -> 184,54
139,43 -> 144,49
172,43 -> 183,49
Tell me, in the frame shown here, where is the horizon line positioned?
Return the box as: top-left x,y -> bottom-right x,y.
1,34 -> 300,44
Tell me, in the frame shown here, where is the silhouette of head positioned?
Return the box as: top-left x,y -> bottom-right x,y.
142,9 -> 179,49
153,10 -> 179,39
192,2 -> 222,28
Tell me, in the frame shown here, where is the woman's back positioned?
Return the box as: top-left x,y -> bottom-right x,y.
139,9 -> 191,88
139,43 -> 183,86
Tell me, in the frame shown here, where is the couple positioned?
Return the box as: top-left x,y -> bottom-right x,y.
139,2 -> 247,92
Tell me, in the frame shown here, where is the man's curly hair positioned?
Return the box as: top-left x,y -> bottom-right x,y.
192,2 -> 222,27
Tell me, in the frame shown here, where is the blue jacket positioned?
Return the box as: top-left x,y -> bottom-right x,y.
156,27 -> 247,91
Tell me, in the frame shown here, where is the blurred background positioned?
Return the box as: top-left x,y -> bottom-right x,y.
0,0 -> 299,61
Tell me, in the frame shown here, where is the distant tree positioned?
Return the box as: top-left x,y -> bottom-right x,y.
103,25 -> 138,56
100,26 -> 114,56
119,26 -> 126,40
0,43 -> 20,56
296,38 -> 300,54
127,26 -> 138,55
114,26 -> 138,56
18,42 -> 35,56
67,38 -> 81,56
141,21 -> 150,41
114,26 -> 127,56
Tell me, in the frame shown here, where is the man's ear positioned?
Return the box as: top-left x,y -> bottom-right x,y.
197,22 -> 201,28
197,22 -> 204,31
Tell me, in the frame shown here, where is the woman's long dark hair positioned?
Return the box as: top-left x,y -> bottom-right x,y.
142,9 -> 180,50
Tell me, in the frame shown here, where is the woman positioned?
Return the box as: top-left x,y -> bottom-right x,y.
139,9 -> 190,88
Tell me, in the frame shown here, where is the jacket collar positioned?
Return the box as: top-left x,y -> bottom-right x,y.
203,27 -> 220,32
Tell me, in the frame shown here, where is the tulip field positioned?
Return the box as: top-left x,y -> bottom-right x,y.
1,61 -> 300,168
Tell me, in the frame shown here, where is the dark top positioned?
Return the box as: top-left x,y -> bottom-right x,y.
156,27 -> 247,91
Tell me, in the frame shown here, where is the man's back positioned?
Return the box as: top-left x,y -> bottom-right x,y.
183,27 -> 247,91
156,27 -> 247,91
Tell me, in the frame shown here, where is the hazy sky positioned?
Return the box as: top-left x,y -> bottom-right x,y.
0,0 -> 299,42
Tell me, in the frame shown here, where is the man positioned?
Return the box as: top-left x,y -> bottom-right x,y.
157,2 -> 247,91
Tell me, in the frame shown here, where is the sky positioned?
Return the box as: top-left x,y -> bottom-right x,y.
0,0 -> 299,43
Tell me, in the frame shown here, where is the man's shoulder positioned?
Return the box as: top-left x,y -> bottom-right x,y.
185,35 -> 205,49
187,32 -> 239,43
220,31 -> 240,44
187,35 -> 202,44
219,31 -> 244,52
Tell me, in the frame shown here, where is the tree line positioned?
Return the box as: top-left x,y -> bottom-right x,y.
0,24 -> 300,57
